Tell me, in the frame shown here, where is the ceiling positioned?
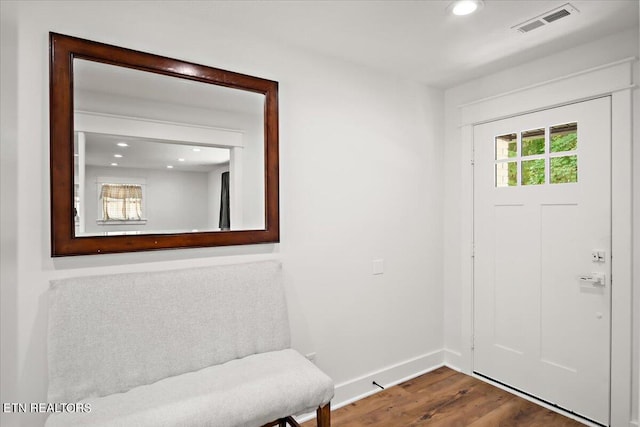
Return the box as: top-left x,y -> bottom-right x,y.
73,0 -> 638,171
82,133 -> 230,172
160,0 -> 638,88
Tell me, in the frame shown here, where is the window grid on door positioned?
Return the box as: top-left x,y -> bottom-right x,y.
495,122 -> 578,188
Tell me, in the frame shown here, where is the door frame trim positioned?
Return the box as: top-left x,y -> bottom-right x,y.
458,58 -> 636,426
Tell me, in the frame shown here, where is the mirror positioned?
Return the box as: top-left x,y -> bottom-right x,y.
73,59 -> 266,236
50,33 -> 279,256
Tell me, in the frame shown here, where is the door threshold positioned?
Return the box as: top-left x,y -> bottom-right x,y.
472,371 -> 607,427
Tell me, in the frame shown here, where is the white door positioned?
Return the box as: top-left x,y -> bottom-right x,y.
473,97 -> 611,425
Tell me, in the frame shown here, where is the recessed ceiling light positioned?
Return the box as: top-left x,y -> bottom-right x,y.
117,142 -> 129,147
450,0 -> 483,16
167,165 -> 174,169
178,158 -> 185,162
110,163 -> 118,166
192,148 -> 201,152
114,154 -> 123,158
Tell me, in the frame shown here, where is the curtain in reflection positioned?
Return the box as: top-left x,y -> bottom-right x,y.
219,172 -> 230,230
100,183 -> 143,220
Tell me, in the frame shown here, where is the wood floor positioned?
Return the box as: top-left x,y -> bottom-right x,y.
302,367 -> 585,427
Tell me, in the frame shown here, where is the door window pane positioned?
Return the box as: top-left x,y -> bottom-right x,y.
496,133 -> 517,160
493,122 -> 578,188
550,156 -> 578,184
521,128 -> 545,156
496,162 -> 517,187
550,123 -> 577,153
521,159 -> 545,185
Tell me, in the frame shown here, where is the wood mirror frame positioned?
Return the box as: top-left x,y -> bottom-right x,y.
50,33 -> 279,256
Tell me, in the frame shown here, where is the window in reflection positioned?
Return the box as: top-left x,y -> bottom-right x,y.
100,183 -> 143,221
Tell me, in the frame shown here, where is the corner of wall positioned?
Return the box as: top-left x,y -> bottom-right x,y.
1,4 -> 20,427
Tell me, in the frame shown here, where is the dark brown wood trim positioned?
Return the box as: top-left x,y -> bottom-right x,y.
316,404 -> 331,427
262,416 -> 301,427
261,405 -> 328,427
285,416 -> 301,427
49,33 -> 280,256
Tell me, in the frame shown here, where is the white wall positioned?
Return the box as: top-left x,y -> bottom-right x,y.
240,115 -> 266,230
635,13 -> 640,426
1,7 -> 19,427
84,166 -> 210,234
443,28 -> 640,424
0,2 -> 444,426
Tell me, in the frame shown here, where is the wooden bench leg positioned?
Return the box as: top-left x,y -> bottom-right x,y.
283,417 -> 300,427
262,405 -> 330,427
316,403 -> 331,427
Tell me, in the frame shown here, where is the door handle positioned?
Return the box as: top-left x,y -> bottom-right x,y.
578,273 -> 605,286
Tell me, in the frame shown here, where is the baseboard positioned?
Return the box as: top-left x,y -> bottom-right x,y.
443,348 -> 462,371
295,349 -> 444,423
295,348 -> 635,427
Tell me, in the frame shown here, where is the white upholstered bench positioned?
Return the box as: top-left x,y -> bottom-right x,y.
45,261 -> 333,427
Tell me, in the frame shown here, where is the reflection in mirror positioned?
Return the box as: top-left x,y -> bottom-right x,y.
73,59 -> 266,236
49,33 -> 279,256
75,133 -> 236,236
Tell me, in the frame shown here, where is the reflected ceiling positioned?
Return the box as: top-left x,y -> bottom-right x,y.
81,133 -> 230,172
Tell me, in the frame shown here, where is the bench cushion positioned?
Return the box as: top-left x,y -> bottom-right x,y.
48,261 -> 290,403
45,349 -> 334,427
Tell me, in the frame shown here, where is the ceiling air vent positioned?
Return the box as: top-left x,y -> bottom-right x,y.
512,3 -> 579,33
519,20 -> 545,33
543,8 -> 571,23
